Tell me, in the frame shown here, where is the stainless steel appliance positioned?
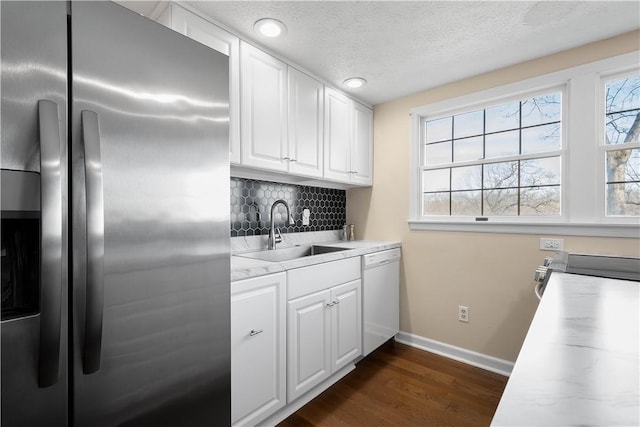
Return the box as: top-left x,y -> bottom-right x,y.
533,252 -> 640,299
1,2 -> 231,425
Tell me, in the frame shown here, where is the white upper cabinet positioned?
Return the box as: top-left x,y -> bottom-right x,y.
351,102 -> 373,185
240,41 -> 288,171
324,88 -> 373,186
324,88 -> 353,182
239,46 -> 324,177
287,67 -> 324,178
167,5 -> 241,164
159,6 -> 372,187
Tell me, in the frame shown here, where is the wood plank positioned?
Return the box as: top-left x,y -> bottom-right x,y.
278,340 -> 508,427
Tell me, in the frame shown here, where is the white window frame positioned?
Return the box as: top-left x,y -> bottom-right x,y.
419,86 -> 566,221
409,51 -> 640,237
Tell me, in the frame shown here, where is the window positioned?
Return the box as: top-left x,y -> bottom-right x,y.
603,74 -> 640,216
410,52 -> 639,237
422,91 -> 562,218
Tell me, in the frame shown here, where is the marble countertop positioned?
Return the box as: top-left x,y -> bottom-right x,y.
231,239 -> 401,282
491,272 -> 639,426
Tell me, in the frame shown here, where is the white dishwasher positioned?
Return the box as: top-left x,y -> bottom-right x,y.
362,248 -> 401,356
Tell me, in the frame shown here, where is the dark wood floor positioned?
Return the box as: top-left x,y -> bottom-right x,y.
277,340 -> 508,427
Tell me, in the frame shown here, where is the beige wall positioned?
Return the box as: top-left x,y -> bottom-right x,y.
347,31 -> 640,362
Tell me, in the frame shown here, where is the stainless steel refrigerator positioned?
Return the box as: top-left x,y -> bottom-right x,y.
1,2 -> 231,425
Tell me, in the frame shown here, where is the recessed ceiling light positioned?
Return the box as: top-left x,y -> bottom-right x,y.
254,18 -> 287,38
343,77 -> 367,89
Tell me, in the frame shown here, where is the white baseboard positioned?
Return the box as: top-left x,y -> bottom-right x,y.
395,331 -> 514,377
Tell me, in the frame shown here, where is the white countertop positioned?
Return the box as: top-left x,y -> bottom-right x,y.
231,240 -> 401,282
491,272 -> 640,426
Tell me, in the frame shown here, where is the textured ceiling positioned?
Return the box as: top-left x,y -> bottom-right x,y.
119,1 -> 640,106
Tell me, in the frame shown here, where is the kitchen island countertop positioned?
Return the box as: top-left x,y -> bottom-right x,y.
491,272 -> 639,426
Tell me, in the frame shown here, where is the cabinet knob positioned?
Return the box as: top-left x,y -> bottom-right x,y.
249,329 -> 264,336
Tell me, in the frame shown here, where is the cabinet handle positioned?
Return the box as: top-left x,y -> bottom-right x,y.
283,157 -> 290,161
249,329 -> 264,336
333,299 -> 340,305
289,158 -> 297,162
326,302 -> 335,308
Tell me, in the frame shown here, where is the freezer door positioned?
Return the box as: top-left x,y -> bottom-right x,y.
71,2 -> 230,426
1,2 -> 68,426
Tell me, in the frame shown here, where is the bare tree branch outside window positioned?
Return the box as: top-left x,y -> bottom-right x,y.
605,76 -> 640,216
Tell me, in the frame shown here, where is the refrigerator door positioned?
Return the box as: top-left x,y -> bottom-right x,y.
71,2 -> 231,426
1,2 -> 68,426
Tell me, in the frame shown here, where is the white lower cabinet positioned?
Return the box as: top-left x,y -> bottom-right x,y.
287,258 -> 362,402
231,272 -> 286,426
231,258 -> 363,425
287,289 -> 332,401
330,280 -> 362,371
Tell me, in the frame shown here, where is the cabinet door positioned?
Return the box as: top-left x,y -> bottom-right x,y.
170,5 -> 241,164
287,67 -> 324,178
240,42 -> 288,171
330,280 -> 362,371
287,290 -> 331,402
351,102 -> 373,185
231,273 -> 286,426
323,87 -> 352,182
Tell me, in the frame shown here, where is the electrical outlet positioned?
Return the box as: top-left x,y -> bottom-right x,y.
458,305 -> 469,323
540,238 -> 564,251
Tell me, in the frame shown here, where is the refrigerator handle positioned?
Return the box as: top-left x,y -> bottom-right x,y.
37,100 -> 63,387
81,110 -> 105,374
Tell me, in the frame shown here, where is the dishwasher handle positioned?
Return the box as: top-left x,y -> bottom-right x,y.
363,248 -> 401,269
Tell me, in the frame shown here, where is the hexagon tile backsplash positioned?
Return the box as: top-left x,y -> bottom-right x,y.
230,178 -> 346,237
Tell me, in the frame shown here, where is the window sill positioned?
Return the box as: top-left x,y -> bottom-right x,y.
407,220 -> 639,238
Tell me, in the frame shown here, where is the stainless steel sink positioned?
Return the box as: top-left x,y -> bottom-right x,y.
235,245 -> 348,262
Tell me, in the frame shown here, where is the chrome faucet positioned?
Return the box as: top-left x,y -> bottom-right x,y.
268,199 -> 295,250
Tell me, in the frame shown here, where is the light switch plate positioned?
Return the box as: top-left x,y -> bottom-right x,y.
302,208 -> 310,226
